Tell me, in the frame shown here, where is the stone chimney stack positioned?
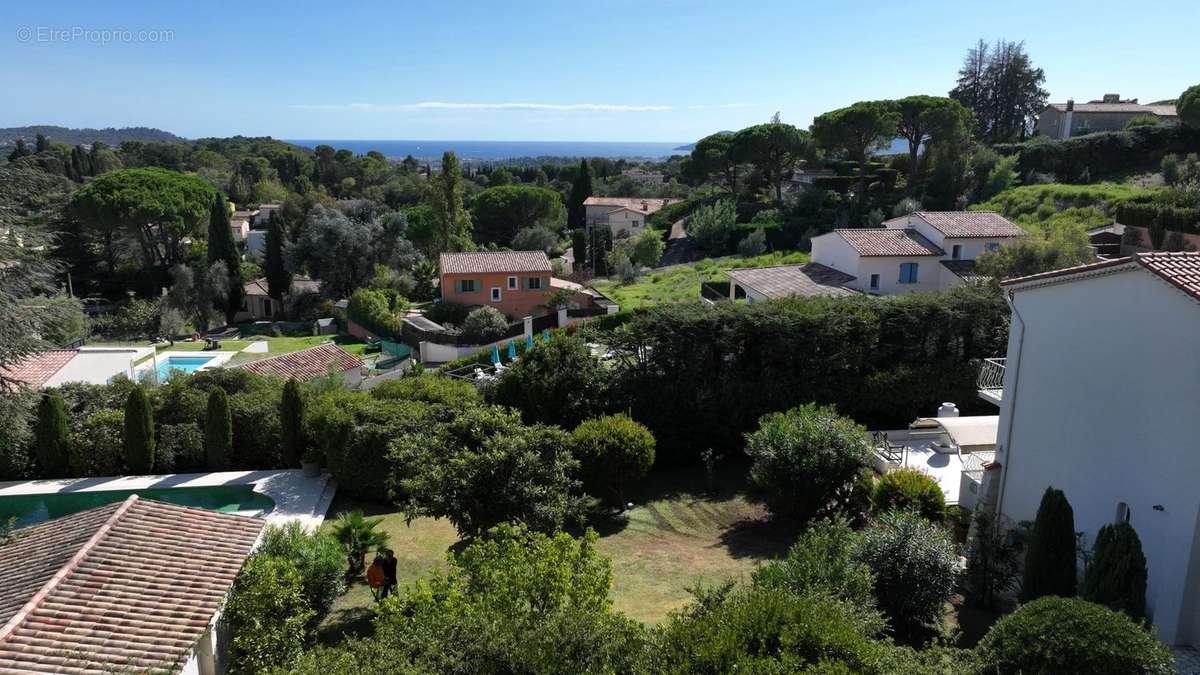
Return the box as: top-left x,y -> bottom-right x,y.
1066,99 -> 1074,111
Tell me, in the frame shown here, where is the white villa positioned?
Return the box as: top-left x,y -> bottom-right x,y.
976,252 -> 1200,646
583,196 -> 679,239
809,212 -> 1025,295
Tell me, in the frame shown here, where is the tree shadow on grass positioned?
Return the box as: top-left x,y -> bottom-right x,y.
316,604 -> 376,645
716,514 -> 801,560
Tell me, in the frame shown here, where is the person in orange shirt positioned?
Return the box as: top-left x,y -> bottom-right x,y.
366,552 -> 386,601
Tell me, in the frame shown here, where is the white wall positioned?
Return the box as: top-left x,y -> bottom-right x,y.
942,236 -> 1022,262
993,268 -> 1200,645
45,348 -> 147,386
606,209 -> 645,238
245,230 -> 266,261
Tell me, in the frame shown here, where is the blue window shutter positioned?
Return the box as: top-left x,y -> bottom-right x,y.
522,277 -> 530,290
453,279 -> 461,293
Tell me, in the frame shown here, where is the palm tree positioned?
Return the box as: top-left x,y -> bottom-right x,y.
330,510 -> 390,575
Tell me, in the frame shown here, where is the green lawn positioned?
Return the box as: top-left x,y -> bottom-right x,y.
593,251 -> 811,310
315,464 -> 794,643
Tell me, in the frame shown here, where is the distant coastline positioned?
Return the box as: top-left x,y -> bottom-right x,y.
285,139 -> 686,161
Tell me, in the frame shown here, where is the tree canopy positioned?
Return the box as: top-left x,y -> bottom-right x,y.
950,39 -> 1048,143
733,122 -> 812,202
811,101 -> 899,164
470,184 -> 563,246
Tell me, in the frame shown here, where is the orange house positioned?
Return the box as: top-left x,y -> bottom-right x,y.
438,251 -> 554,320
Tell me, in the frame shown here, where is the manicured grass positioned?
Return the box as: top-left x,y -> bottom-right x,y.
313,464 -> 794,643
593,251 -> 811,310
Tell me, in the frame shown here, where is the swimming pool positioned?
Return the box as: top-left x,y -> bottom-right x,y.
157,355 -> 214,381
0,484 -> 275,528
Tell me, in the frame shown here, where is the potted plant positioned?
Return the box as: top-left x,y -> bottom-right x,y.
301,447 -> 323,477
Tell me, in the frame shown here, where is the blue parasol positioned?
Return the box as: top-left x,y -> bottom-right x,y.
507,340 -> 517,359
542,329 -> 551,342
491,344 -> 501,365
526,333 -> 535,350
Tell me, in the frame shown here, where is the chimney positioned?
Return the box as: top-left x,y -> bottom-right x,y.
641,200 -> 649,211
1066,99 -> 1074,112
1102,93 -> 1120,103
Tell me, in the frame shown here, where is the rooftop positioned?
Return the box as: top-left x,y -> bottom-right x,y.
0,495 -> 263,673
1001,251 -> 1200,303
890,211 -> 1026,239
235,341 -> 363,380
1047,102 -> 1177,116
439,250 -> 552,275
726,263 -> 858,298
940,259 -> 988,284
833,228 -> 944,257
244,274 -> 321,297
582,196 -> 679,214
0,350 -> 77,389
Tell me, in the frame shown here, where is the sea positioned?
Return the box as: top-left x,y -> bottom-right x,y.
284,139 -> 687,161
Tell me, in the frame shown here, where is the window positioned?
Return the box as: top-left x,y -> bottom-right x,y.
898,262 -> 919,284
527,277 -> 543,290
985,242 -> 1001,253
951,244 -> 962,259
262,298 -> 273,317
869,274 -> 880,290
491,287 -> 501,302
456,279 -> 477,293
507,276 -> 517,290
1116,502 -> 1131,524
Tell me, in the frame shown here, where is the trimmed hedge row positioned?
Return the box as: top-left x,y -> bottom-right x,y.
996,125 -> 1200,182
1113,200 -> 1200,235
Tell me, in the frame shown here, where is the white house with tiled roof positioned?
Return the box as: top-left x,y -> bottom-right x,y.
584,196 -> 680,239
975,252 -> 1200,647
809,212 -> 1025,296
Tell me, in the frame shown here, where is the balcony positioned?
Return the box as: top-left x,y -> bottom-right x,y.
977,357 -> 1006,405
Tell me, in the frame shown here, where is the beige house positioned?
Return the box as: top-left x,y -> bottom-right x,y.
583,196 -> 679,239
1035,94 -> 1178,139
236,275 -> 321,321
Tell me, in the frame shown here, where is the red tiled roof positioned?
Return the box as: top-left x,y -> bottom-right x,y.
439,251 -> 552,275
892,211 -> 1026,238
243,274 -> 321,297
726,263 -> 858,298
1002,252 -> 1200,303
834,228 -> 944,257
0,496 -> 263,673
235,341 -> 363,381
0,350 -> 76,388
582,196 -> 679,214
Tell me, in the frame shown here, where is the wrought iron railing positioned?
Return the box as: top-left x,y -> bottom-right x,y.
977,357 -> 1006,397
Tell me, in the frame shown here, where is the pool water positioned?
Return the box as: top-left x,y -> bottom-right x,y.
0,485 -> 275,528
157,355 -> 214,381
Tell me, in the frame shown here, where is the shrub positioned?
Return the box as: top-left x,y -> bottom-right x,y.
736,228 -> 767,257
511,225 -> 559,253
962,510 -> 1022,610
752,517 -> 876,613
122,387 -> 155,474
460,306 -> 510,342
69,409 -> 125,477
685,199 -> 738,253
1180,84 -> 1200,128
280,378 -> 305,467
424,300 -> 470,326
258,521 -> 346,620
224,555 -> 314,673
492,333 -> 609,429
1161,154 -> 1182,185
571,414 -> 655,508
872,467 -> 945,522
1125,114 -> 1162,129
155,422 -> 204,473
651,588 -> 888,673
330,510 -> 390,574
853,510 -> 959,635
204,388 -> 232,470
1082,521 -> 1148,620
347,287 -> 403,338
33,392 -> 70,477
1021,486 -> 1077,602
393,405 -> 590,536
371,374 -> 480,408
228,390 -> 284,468
977,596 -> 1173,675
745,403 -> 871,522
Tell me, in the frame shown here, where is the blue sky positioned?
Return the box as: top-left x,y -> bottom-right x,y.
2,1 -> 1197,142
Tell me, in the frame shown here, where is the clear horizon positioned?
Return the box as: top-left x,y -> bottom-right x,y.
2,1 -> 1197,142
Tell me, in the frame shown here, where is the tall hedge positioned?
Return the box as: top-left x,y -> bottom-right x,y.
280,378 -> 306,467
33,392 -> 70,477
1083,521 -> 1148,620
205,388 -> 232,470
1021,487 -> 1077,602
122,387 -> 155,474
997,124 -> 1200,182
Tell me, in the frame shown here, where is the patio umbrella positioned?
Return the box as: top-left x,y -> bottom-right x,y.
491,344 -> 501,365
526,333 -> 535,350
507,341 -> 517,360
542,329 -> 551,342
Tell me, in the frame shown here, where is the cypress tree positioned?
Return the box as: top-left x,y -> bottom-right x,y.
567,159 -> 593,229
280,378 -> 306,467
264,219 -> 291,305
1083,521 -> 1148,619
207,194 -> 245,324
33,392 -> 70,477
123,387 -> 155,474
1021,486 -> 1078,601
204,388 -> 232,470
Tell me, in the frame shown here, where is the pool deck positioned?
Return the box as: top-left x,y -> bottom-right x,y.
0,470 -> 336,530
133,350 -> 238,381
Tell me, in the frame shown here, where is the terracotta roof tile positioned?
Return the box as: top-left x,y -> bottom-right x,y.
940,259 -> 988,284
834,228 -> 944,257
1002,252 -> 1200,303
0,496 -> 263,673
234,341 -> 363,381
0,350 -> 77,388
582,197 -> 679,214
439,251 -> 552,275
726,263 -> 858,298
890,211 -> 1026,238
